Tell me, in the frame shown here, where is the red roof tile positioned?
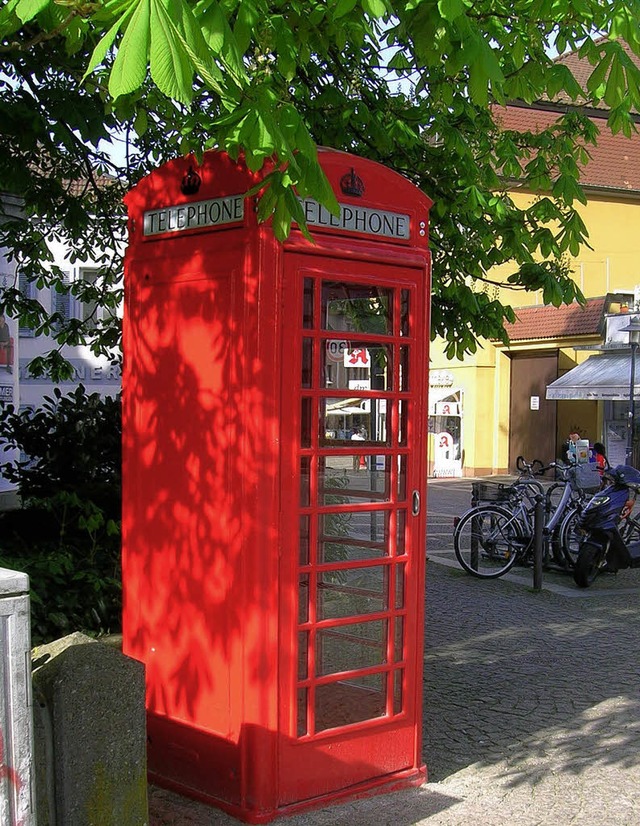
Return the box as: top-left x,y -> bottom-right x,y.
503,297 -> 606,341
494,104 -> 640,192
553,38 -> 640,112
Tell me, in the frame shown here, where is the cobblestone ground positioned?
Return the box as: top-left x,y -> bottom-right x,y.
149,479 -> 640,825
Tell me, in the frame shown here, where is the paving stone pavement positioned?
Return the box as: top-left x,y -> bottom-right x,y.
149,478 -> 640,825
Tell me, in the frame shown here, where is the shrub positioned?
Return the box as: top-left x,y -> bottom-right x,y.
0,385 -> 121,642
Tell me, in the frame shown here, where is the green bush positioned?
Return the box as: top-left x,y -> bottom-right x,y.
0,385 -> 121,643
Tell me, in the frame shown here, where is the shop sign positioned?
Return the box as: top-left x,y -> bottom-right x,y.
0,385 -> 13,402
429,370 -> 454,387
19,359 -> 121,384
433,431 -> 462,478
349,380 -> 371,391
435,401 -> 459,416
344,347 -> 370,367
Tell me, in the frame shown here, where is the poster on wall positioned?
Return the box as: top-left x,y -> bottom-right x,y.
433,431 -> 462,478
0,311 -> 14,375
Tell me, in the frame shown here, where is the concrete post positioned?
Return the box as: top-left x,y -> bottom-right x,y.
32,632 -> 148,826
0,567 -> 36,826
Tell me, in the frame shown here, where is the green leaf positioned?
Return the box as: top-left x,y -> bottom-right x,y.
15,0 -> 48,24
437,0 -> 465,22
603,54 -> 625,108
148,0 -> 194,104
334,0 -> 358,19
272,194 -> 292,241
362,0 -> 387,17
108,0 -> 151,99
586,50 -> 613,98
84,9 -> 133,80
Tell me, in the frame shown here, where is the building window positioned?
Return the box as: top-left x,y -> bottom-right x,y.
78,268 -> 100,329
18,272 -> 36,338
51,271 -> 72,331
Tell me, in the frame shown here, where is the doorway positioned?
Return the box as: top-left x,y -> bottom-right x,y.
509,351 -> 558,470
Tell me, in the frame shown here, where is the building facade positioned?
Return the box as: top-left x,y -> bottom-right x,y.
0,192 -> 121,493
428,47 -> 640,477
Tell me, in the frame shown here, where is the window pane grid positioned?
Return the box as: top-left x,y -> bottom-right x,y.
294,275 -> 415,739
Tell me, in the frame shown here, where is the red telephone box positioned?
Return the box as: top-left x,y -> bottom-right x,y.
122,148 -> 432,822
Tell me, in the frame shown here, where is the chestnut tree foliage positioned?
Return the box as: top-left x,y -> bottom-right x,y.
2,0 -> 640,363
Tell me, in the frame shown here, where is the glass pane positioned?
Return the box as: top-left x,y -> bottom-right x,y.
300,516 -> 310,564
318,455 -> 391,504
394,616 -> 404,662
398,399 -> 407,447
322,282 -> 393,335
400,290 -> 410,337
316,620 -> 387,676
297,688 -> 308,737
302,338 -> 313,388
303,278 -> 314,329
320,398 -> 390,446
315,674 -> 386,732
395,563 -> 405,609
319,510 -> 389,562
301,397 -> 313,448
317,565 -> 389,620
300,457 -> 311,506
322,341 -> 391,391
298,632 -> 308,680
397,455 -> 407,501
396,511 -> 406,555
399,346 -> 409,392
393,670 -> 403,714
299,574 -> 309,623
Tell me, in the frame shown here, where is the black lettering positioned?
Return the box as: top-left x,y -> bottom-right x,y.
221,199 -> 234,221
395,216 -> 407,237
176,207 -> 186,229
157,211 -> 167,232
197,203 -> 208,224
354,209 -> 367,231
381,214 -> 395,236
342,206 -> 353,227
304,199 -> 316,223
317,205 -> 331,225
233,197 -> 244,219
368,212 -> 382,234
208,201 -> 222,224
186,206 -> 196,227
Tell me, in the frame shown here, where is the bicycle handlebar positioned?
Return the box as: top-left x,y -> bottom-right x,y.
516,456 -> 559,477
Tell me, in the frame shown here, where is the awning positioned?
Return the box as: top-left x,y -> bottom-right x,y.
546,352 -> 640,400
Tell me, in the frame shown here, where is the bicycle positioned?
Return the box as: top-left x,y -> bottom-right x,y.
453,459 -> 598,579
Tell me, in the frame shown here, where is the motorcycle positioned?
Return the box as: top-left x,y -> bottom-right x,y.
574,464 -> 640,588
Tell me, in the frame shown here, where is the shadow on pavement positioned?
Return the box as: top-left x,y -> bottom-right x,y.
423,559 -> 640,785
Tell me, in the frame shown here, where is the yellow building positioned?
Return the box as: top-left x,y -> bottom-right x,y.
428,93 -> 640,477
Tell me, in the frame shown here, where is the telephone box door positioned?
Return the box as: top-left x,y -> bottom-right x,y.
278,253 -> 428,804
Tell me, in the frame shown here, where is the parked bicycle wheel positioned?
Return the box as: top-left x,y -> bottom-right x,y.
556,505 -> 582,569
619,513 -> 640,543
454,505 -> 528,578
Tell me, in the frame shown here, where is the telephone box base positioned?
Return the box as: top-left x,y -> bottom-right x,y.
149,765 -> 427,824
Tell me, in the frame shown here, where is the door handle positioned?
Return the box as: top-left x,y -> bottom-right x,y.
412,490 -> 420,516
